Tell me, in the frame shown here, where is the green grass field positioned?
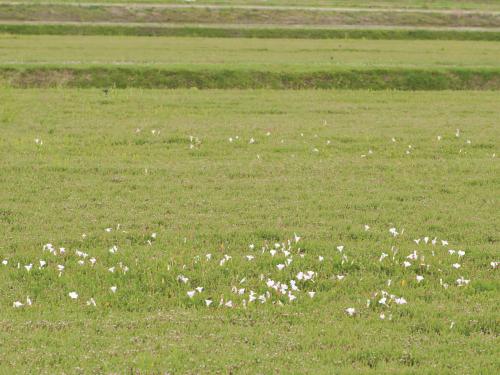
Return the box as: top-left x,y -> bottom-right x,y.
0,89 -> 498,372
1,35 -> 499,69
0,1 -> 499,373
1,35 -> 499,90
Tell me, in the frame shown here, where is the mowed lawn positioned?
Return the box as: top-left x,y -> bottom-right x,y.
0,89 -> 498,373
1,35 -> 500,70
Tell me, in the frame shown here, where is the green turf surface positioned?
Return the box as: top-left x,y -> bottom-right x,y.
1,35 -> 499,69
1,3 -> 499,28
0,88 -> 498,373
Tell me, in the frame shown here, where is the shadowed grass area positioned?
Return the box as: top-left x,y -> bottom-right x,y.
1,23 -> 500,41
0,89 -> 498,373
1,65 -> 499,89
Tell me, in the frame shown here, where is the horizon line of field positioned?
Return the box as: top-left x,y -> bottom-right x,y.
1,23 -> 500,41
1,66 -> 499,90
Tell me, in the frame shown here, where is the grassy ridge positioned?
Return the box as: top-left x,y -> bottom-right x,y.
1,66 -> 499,90
1,4 -> 499,28
5,0 -> 500,11
2,23 -> 500,41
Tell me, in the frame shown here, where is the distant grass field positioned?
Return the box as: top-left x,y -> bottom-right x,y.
0,88 -> 498,373
4,0 -> 500,11
0,35 -> 499,90
1,35 -> 499,69
1,3 -> 499,28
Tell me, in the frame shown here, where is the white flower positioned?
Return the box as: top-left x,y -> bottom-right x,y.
379,253 -> 388,262
407,251 -> 417,260
105,228 -> 112,232
246,255 -> 254,261
68,292 -> 78,299
308,291 -> 315,298
456,277 -> 470,286
109,245 -> 118,254
276,264 -> 285,271
491,261 -> 498,269
24,264 -> 32,272
294,233 -> 301,243
345,307 -> 356,316
13,301 -> 23,308
205,253 -> 212,260
187,290 -> 196,298
249,138 -> 255,144
1,259 -> 7,265
177,275 -> 189,284
403,261 -> 411,268
380,313 -> 386,320
452,263 -> 461,269
151,232 -> 157,239
110,286 -> 117,293
364,225 -> 370,231
205,299 -> 212,307
225,300 -> 233,308
195,287 -> 204,293
86,298 -> 96,307
394,297 -> 407,305
108,267 -> 115,273
318,256 -> 324,262
416,275 -> 424,283
441,240 -> 448,246
389,228 -> 398,237
89,257 -> 96,265
336,245 -> 344,252
249,244 -> 255,250
457,250 -> 465,257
